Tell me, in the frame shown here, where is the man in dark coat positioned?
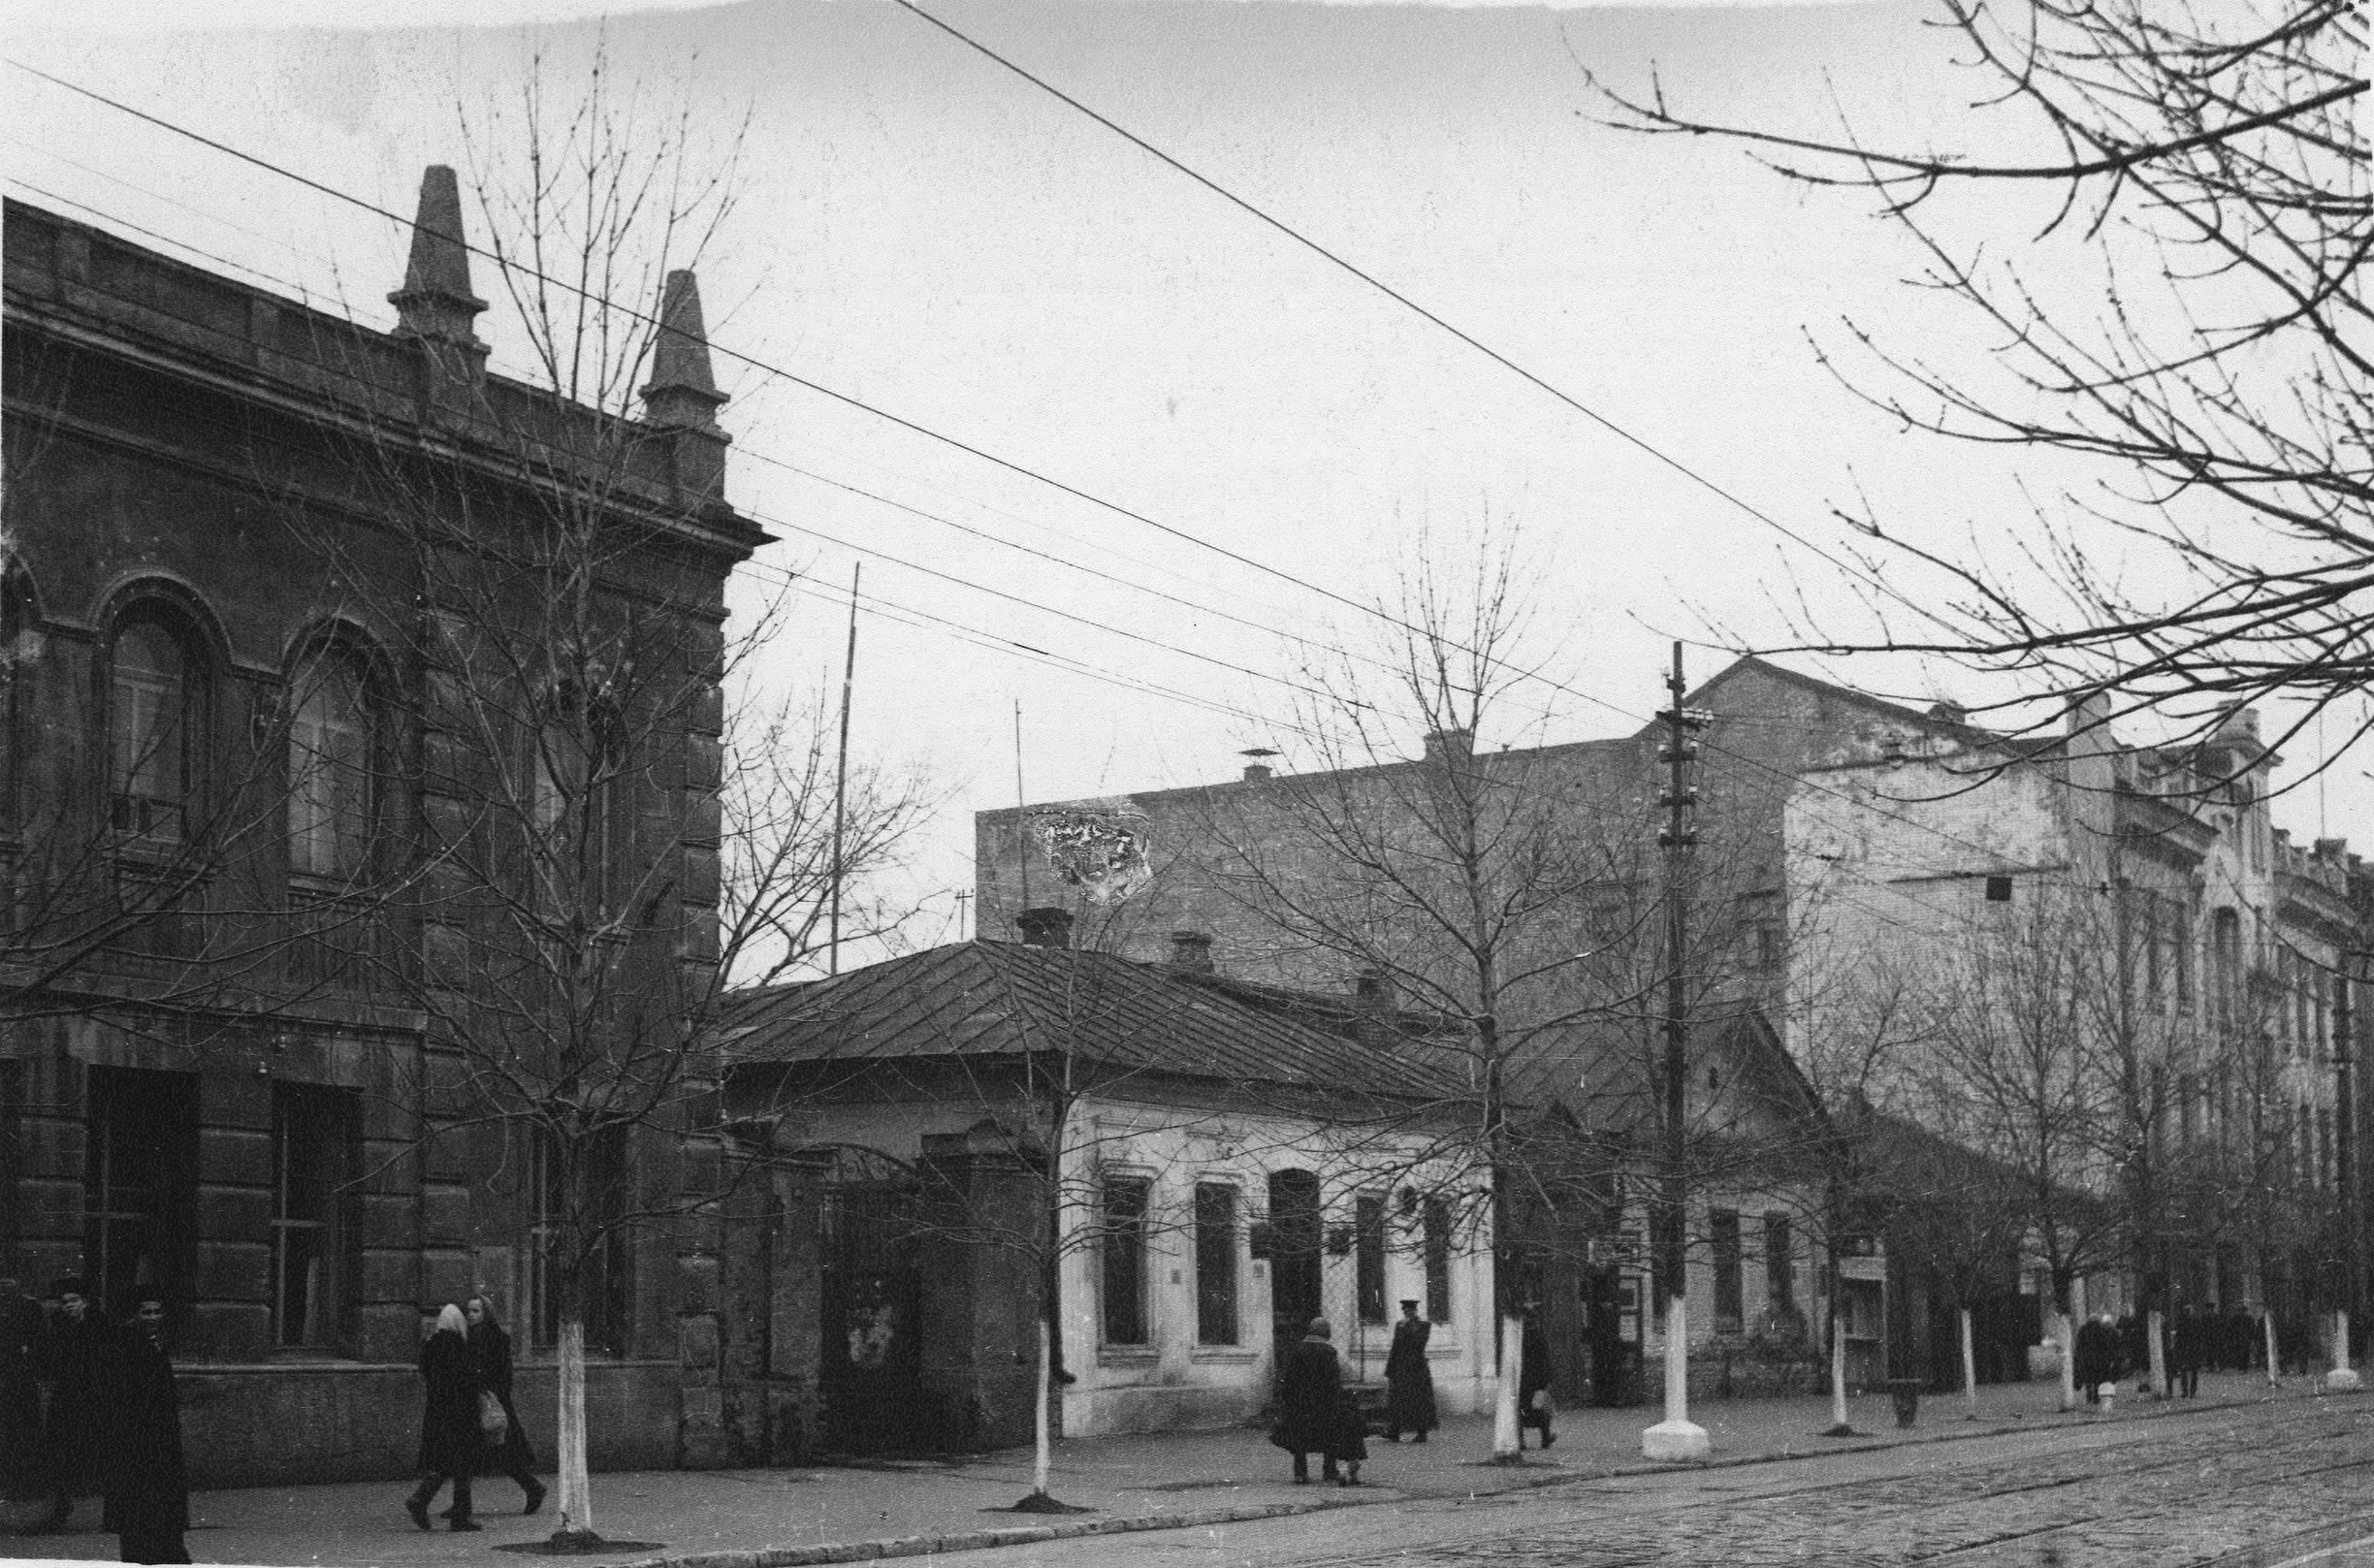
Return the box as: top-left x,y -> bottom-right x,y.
1271,1317 -> 1346,1485
465,1296 -> 544,1515
1519,1306 -> 1555,1449
39,1275 -> 108,1531
405,1304 -> 481,1531
2074,1314 -> 2111,1402
1382,1298 -> 1436,1443
2169,1305 -> 2202,1398
102,1294 -> 188,1565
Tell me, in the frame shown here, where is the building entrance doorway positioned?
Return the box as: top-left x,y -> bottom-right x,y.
819,1185 -> 925,1453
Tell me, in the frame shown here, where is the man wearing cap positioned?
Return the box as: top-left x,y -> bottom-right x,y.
1383,1298 -> 1436,1443
37,1276 -> 108,1532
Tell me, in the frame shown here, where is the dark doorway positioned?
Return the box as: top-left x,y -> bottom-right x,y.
83,1066 -> 199,1325
818,1186 -> 925,1453
1267,1169 -> 1322,1372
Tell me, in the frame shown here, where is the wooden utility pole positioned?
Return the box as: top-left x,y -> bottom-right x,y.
1644,642 -> 1711,1459
828,562 -> 860,976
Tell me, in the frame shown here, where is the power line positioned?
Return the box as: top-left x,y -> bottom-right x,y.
883,0 -> 1925,624
0,164 -> 2255,882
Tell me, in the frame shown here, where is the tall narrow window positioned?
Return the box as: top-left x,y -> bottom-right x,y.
110,621 -> 191,839
1194,1182 -> 1237,1346
289,656 -> 370,881
1102,1174 -> 1152,1346
1710,1208 -> 1743,1333
272,1084 -> 356,1348
2174,905 -> 2194,1013
1422,1198 -> 1452,1325
1355,1194 -> 1386,1326
83,1067 -> 198,1320
1763,1213 -> 1793,1314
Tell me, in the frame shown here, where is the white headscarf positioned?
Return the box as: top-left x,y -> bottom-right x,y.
436,1303 -> 468,1336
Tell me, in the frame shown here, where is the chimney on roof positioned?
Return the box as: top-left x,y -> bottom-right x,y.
1928,701 -> 1967,726
1352,970 -> 1393,1048
1423,728 -> 1473,765
1242,762 -> 1272,782
389,166 -> 488,408
1170,931 -> 1214,973
2214,704 -> 2262,746
640,269 -> 731,502
1015,907 -> 1074,949
2317,837 -> 2349,861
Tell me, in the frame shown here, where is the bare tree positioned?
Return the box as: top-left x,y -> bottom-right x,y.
1592,1 -> 2374,761
273,59 -> 930,1544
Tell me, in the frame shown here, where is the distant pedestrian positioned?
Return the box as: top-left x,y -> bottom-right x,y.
1519,1306 -> 1555,1450
1271,1317 -> 1347,1485
465,1296 -> 545,1516
404,1304 -> 482,1532
1382,1299 -> 1436,1443
2075,1314 -> 2115,1404
102,1293 -> 188,1565
39,1275 -> 108,1531
2169,1306 -> 2202,1398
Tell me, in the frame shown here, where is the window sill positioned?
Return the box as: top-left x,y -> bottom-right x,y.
1190,1347 -> 1259,1363
1097,1346 -> 1158,1366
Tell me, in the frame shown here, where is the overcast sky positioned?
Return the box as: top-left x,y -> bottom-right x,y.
8,0 -> 2362,953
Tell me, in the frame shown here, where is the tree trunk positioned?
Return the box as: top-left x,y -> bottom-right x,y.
1032,1310 -> 1053,1498
2146,1308 -> 2168,1399
1492,1311 -> 1524,1459
2055,1308 -> 2077,1413
2262,1308 -> 2281,1386
554,1316 -> 594,1538
1959,1306 -> 1977,1420
1829,1297 -> 1849,1429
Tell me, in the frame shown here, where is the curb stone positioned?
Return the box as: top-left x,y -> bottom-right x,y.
607,1383 -> 2365,1568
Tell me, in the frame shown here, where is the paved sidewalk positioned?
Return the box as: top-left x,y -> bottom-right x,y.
4,1370 -> 2350,1568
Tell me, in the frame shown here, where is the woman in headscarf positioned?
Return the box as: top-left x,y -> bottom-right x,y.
465,1296 -> 544,1516
404,1304 -> 481,1531
1382,1298 -> 1436,1443
1269,1317 -> 1348,1485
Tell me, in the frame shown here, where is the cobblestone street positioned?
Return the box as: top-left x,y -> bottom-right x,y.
926,1396 -> 2374,1568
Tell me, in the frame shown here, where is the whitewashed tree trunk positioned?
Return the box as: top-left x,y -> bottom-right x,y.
1032,1311 -> 1053,1497
554,1317 -> 594,1537
2056,1310 -> 2077,1412
2336,1310 -> 2355,1373
1959,1306 -> 1978,1419
1829,1304 -> 1849,1429
1492,1311 -> 1523,1459
1662,1293 -> 1690,1425
2146,1308 -> 2168,1399
2263,1308 -> 2281,1386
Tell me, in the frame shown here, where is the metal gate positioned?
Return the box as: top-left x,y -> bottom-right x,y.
818,1186 -> 926,1454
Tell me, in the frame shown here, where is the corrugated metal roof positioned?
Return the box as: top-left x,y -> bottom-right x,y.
723,941 -> 1461,1102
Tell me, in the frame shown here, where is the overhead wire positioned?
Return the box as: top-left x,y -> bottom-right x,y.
0,167 -> 2238,894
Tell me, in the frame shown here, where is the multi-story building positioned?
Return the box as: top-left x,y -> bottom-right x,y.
975,657 -> 2371,1395
1787,696 -> 2368,1368
2,176 -> 769,1482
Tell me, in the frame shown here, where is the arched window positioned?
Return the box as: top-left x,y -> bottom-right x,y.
110,618 -> 194,839
289,653 -> 372,881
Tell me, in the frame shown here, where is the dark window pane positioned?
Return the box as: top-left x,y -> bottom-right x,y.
1422,1199 -> 1452,1325
1194,1182 -> 1236,1346
1103,1175 -> 1151,1346
1763,1213 -> 1793,1314
1355,1195 -> 1385,1326
1711,1208 -> 1743,1333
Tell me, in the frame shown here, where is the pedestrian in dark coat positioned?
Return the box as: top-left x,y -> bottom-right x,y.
465,1296 -> 545,1516
1270,1318 -> 1346,1485
2169,1306 -> 2202,1398
1519,1308 -> 1555,1449
0,1278 -> 44,1507
39,1275 -> 108,1530
404,1304 -> 481,1531
1382,1299 -> 1436,1443
102,1295 -> 188,1565
2074,1315 -> 2112,1402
